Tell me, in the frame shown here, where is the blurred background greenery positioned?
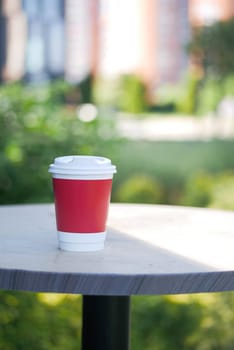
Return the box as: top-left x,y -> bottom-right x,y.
1,3 -> 234,350
1,81 -> 234,209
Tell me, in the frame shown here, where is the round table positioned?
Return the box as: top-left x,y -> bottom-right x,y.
0,203 -> 234,350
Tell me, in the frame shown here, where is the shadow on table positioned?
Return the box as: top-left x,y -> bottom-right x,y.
95,228 -> 234,296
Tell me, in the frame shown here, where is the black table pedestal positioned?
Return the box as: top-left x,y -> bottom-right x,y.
82,295 -> 131,350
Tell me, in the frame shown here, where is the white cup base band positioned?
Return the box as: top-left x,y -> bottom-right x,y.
57,231 -> 106,252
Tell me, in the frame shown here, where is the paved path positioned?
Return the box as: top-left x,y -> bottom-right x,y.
117,114 -> 234,141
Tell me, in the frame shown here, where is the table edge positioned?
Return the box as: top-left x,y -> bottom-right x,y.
0,267 -> 234,295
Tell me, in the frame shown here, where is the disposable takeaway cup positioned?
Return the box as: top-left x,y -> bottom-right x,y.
48,155 -> 116,252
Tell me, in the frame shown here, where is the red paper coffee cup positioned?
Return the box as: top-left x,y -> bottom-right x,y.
49,155 -> 116,251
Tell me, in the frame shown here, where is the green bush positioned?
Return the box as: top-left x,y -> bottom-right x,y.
181,172 -> 213,207
93,78 -> 119,108
223,74 -> 234,96
116,174 -> 163,204
117,74 -> 147,114
181,171 -> 234,209
196,78 -> 222,115
78,74 -> 93,104
155,72 -> 199,115
175,73 -> 200,115
94,75 -> 148,113
196,74 -> 234,115
209,173 -> 234,210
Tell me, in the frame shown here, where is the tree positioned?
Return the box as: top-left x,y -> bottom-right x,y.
189,19 -> 234,78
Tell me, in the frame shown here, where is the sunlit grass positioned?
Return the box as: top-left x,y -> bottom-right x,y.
38,293 -> 81,306
168,293 -> 220,305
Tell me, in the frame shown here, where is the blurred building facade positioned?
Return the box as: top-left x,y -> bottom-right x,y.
98,0 -> 190,92
0,0 -> 26,82
23,0 -> 65,82
65,0 -> 98,82
0,0 -> 234,88
189,0 -> 234,26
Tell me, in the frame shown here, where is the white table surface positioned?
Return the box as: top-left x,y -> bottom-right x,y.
0,203 -> 234,295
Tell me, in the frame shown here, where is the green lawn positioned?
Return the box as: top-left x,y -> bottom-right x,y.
106,139 -> 234,203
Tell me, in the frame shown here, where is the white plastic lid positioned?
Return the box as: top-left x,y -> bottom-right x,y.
48,155 -> 116,176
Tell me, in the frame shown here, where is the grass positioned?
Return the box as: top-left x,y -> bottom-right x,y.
106,139 -> 234,202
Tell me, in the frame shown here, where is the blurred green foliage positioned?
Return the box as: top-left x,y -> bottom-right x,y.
181,172 -> 213,207
0,291 -> 82,350
93,78 -> 120,108
156,73 -> 199,115
196,77 -> 223,115
189,19 -> 234,77
156,71 -> 234,117
0,82 -> 117,204
152,18 -> 234,117
131,295 -> 204,350
196,74 -> 234,115
181,172 -> 234,210
109,139 -> 234,205
175,73 -> 199,115
132,293 -> 234,350
94,74 -> 147,114
117,74 -> 147,114
116,174 -> 163,204
209,173 -> 234,210
187,18 -> 234,116
1,291 -> 234,350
